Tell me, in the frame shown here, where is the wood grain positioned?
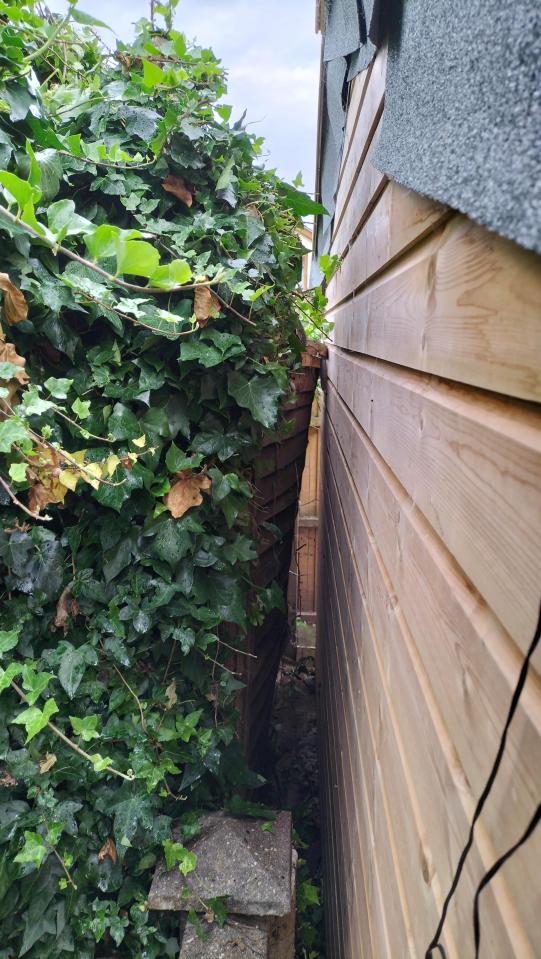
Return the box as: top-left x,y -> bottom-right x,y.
330,214 -> 541,402
332,45 -> 387,239
323,431 -> 537,957
326,348 -> 541,652
328,179 -> 449,307
325,387 -> 541,944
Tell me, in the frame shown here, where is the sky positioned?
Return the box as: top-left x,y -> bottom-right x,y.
49,0 -> 321,191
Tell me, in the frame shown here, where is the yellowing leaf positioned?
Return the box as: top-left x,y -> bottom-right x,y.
58,469 -> 79,492
164,680 -> 177,710
163,471 -> 211,519
106,454 -> 120,476
132,434 -> 146,448
0,272 -> 28,325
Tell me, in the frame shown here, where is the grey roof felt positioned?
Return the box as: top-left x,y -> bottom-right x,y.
376,0 -> 541,253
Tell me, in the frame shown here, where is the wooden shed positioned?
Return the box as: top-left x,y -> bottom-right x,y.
314,4 -> 541,957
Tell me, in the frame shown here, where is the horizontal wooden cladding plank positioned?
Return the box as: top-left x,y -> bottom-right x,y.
322,605 -> 395,959
321,496 -> 457,958
331,113 -> 387,259
328,180 -> 450,308
318,523 -> 393,959
330,214 -> 541,402
323,450 -> 534,958
338,67 -> 370,190
333,45 -> 388,239
324,399 -> 541,943
326,349 -> 541,652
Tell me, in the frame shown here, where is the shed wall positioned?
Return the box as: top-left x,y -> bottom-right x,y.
317,47 -> 541,958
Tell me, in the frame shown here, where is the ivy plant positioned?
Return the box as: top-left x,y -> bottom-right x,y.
0,2 -> 325,956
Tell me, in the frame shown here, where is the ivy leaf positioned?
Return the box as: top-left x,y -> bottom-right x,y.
22,386 -> 54,415
47,199 -> 91,241
0,627 -> 20,657
70,7 -> 112,29
115,239 -> 160,279
150,259 -> 192,290
165,443 -> 202,473
71,397 -> 91,419
173,627 -> 195,655
0,418 -> 30,452
44,376 -> 73,399
13,831 -> 48,867
0,665 -> 22,700
58,643 -> 97,698
151,518 -> 191,567
70,714 -> 100,742
12,698 -> 58,742
279,183 -> 326,217
162,839 -> 197,875
90,753 -> 113,772
0,170 -> 37,208
8,461 -> 27,483
227,371 -> 283,429
21,665 -> 54,705
142,60 -> 166,89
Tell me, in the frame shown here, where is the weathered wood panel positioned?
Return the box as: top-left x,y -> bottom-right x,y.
317,40 -> 541,959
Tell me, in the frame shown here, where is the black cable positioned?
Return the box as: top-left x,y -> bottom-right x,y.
425,602 -> 541,958
473,803 -> 541,959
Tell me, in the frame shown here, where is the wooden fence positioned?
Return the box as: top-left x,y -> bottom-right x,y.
317,45 -> 541,958
291,392 -> 321,629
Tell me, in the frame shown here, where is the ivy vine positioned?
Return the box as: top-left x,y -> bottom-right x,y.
0,2 -> 326,955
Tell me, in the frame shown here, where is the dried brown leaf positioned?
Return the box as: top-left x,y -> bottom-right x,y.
162,174 -> 193,207
39,753 -> 57,774
193,286 -> 220,328
163,471 -> 212,519
245,203 -> 263,220
0,272 -> 28,325
54,586 -> 79,632
0,770 -> 17,787
164,680 -> 177,710
98,837 -> 117,864
0,332 -> 29,407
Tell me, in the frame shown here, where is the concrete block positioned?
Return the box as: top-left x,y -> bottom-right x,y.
178,916 -> 268,958
149,810 -> 292,917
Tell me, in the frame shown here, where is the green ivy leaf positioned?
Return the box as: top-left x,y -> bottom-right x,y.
12,698 -> 58,742
150,259 -> 192,290
0,662 -> 22,694
115,239 -> 160,279
0,627 -> 20,657
13,831 -> 48,867
58,643 -> 97,698
0,170 -> 38,208
0,418 -> 30,453
8,461 -> 28,483
69,714 -> 100,741
71,397 -> 91,419
21,665 -> 54,704
162,839 -> 197,875
227,371 -> 283,429
44,376 -> 73,399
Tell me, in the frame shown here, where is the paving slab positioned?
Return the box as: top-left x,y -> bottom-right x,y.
178,916 -> 268,958
149,810 -> 292,917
